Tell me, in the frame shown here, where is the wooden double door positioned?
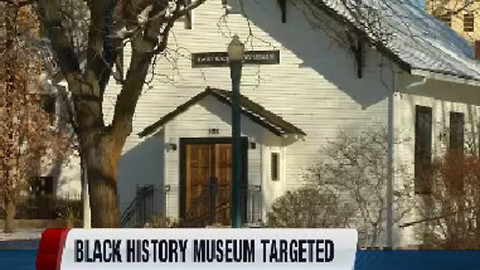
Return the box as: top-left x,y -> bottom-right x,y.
180,138 -> 247,226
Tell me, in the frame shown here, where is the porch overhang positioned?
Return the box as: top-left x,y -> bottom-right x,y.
400,69 -> 480,106
411,68 -> 480,87
138,87 -> 306,138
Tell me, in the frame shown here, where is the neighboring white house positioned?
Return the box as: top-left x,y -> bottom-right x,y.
49,0 -> 480,248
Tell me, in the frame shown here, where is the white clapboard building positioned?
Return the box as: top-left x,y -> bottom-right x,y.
49,0 -> 480,248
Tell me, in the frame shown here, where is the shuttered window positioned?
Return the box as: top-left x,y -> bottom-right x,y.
464,12 -> 474,32
415,106 -> 432,194
437,11 -> 453,27
450,112 -> 464,153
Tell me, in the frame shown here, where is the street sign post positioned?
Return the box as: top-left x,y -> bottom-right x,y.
192,47 -> 280,228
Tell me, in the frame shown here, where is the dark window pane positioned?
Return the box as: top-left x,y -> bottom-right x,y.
463,12 -> 475,32
450,112 -> 464,153
437,11 -> 452,27
32,176 -> 54,197
271,153 -> 279,181
41,94 -> 55,114
464,12 -> 474,32
41,94 -> 56,124
415,105 -> 432,194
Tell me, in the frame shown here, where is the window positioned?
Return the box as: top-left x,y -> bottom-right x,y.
32,176 -> 54,197
464,12 -> 474,32
415,106 -> 432,194
437,11 -> 453,27
450,112 -> 464,153
271,152 -> 279,181
40,94 -> 56,124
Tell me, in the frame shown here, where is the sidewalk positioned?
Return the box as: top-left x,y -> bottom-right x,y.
0,229 -> 43,241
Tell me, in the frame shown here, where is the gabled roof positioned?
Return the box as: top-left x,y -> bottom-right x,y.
312,0 -> 480,83
138,87 -> 306,138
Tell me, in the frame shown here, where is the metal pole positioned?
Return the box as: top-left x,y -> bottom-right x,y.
386,91 -> 395,248
230,60 -> 243,228
82,166 -> 91,228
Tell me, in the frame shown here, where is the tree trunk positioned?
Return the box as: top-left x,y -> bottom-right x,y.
3,1 -> 17,234
4,196 -> 15,233
85,138 -> 121,228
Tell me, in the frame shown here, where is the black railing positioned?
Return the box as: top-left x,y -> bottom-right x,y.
243,185 -> 262,226
121,185 -> 170,228
1,194 -> 82,220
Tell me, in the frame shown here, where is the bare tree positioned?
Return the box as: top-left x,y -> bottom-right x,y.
266,185 -> 354,228
3,0 -> 208,228
416,152 -> 480,249
307,127 -> 415,248
0,2 -> 70,232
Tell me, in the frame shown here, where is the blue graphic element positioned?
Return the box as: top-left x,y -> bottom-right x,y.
1,247 -> 480,269
355,250 -> 480,270
0,250 -> 36,270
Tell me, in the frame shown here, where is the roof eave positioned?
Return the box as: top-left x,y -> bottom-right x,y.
411,68 -> 480,87
138,88 -> 307,138
312,1 -> 412,74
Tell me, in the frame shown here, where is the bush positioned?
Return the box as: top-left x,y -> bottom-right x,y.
145,215 -> 178,228
266,186 -> 353,228
420,152 -> 480,249
267,127 -> 414,248
55,198 -> 82,220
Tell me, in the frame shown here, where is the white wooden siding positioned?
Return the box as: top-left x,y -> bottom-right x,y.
105,0 -> 394,208
393,76 -> 480,247
45,0 -> 480,247
162,95 -> 271,218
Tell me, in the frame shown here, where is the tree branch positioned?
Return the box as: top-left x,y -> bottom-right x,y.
0,0 -> 34,8
37,0 -> 82,88
85,0 -> 119,99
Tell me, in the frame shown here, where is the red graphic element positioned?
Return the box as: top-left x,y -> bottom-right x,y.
36,228 -> 70,270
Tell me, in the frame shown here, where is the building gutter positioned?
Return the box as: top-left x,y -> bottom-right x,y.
386,90 -> 395,249
411,68 -> 480,87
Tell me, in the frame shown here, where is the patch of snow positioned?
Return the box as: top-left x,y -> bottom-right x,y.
317,0 -> 480,81
0,229 -> 43,242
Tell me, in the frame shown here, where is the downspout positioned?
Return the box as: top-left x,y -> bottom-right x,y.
386,90 -> 394,249
406,76 -> 427,90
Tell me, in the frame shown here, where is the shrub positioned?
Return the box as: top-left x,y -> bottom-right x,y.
145,215 -> 178,228
420,152 -> 480,249
266,186 -> 353,228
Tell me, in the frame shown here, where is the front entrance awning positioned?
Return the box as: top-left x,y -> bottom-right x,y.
138,87 -> 306,138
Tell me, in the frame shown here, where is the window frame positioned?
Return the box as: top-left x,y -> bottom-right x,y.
449,111 -> 465,153
464,12 -> 474,32
270,152 -> 280,181
437,11 -> 453,27
414,105 -> 433,194
40,93 -> 56,126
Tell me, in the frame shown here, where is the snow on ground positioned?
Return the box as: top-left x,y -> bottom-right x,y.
0,229 -> 43,250
0,229 -> 43,242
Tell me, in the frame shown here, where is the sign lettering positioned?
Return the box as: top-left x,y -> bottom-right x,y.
192,50 -> 280,68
